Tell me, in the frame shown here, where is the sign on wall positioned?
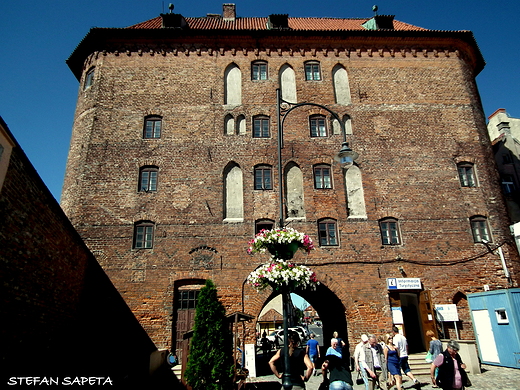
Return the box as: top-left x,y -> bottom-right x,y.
387,278 -> 421,290
435,304 -> 459,322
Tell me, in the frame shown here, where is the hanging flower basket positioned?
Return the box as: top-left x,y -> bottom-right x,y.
247,227 -> 315,259
247,259 -> 319,292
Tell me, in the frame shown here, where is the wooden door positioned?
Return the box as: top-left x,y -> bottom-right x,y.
419,290 -> 437,347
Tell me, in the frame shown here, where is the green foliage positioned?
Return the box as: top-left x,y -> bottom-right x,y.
185,280 -> 234,390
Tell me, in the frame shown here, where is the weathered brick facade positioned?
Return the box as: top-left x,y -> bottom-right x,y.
62,5 -> 519,365
0,117 -> 160,385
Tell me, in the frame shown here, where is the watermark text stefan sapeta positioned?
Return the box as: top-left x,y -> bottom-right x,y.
7,377 -> 113,386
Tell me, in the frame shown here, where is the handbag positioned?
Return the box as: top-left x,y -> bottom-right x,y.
425,351 -> 433,363
356,372 -> 365,385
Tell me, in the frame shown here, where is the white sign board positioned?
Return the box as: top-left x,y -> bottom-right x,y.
387,278 -> 421,290
435,304 -> 459,322
391,307 -> 404,324
244,344 -> 257,377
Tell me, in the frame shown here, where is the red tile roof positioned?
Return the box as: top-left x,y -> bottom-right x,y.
128,16 -> 428,31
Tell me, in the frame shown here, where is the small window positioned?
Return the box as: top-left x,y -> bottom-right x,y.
305,61 -> 321,81
253,116 -> 270,138
318,219 -> 338,246
495,309 -> 509,324
254,165 -> 272,190
177,289 -> 200,309
252,61 -> 268,81
143,116 -> 162,139
502,153 -> 513,164
310,115 -> 327,137
314,165 -> 332,189
255,219 -> 275,234
84,67 -> 95,90
133,221 -> 154,249
457,163 -> 476,187
139,166 -> 158,192
470,216 -> 490,243
380,218 -> 401,245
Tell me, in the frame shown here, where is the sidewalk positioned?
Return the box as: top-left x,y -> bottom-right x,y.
247,364 -> 520,389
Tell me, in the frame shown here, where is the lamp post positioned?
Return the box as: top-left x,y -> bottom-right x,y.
275,88 -> 358,389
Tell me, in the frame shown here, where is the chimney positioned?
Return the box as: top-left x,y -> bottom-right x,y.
223,3 -> 236,22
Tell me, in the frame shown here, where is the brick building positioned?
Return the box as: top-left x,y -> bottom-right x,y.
0,117 -> 165,386
62,3 -> 519,376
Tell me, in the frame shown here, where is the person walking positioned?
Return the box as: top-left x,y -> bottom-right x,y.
430,340 -> 470,390
384,334 -> 402,390
326,338 -> 342,358
306,333 -> 320,376
391,326 -> 419,385
427,330 -> 443,387
354,334 -> 370,390
359,335 -> 388,390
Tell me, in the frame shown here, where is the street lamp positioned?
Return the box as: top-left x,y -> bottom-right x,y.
275,88 -> 358,389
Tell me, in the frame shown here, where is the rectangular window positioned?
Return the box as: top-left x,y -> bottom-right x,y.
134,224 -> 154,248
84,68 -> 95,90
314,166 -> 332,189
178,290 -> 200,309
310,117 -> 327,137
380,220 -> 400,245
144,118 -> 162,139
252,62 -> 267,80
255,167 -> 272,190
502,175 -> 515,194
458,164 -> 476,187
253,117 -> 270,138
319,221 -> 337,246
305,62 -> 321,81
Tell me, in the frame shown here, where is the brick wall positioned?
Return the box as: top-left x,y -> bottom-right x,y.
0,118 -> 165,386
61,28 -> 520,355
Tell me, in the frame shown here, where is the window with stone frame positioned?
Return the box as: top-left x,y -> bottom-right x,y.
318,219 -> 338,246
305,61 -> 321,81
138,166 -> 158,192
470,216 -> 491,243
254,165 -> 272,190
314,164 -> 332,189
143,115 -> 162,139
379,217 -> 401,245
133,221 -> 155,249
253,116 -> 270,138
457,162 -> 476,187
252,61 -> 268,81
310,115 -> 327,137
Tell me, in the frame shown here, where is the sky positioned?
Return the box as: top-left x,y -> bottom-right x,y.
1,0 -> 519,202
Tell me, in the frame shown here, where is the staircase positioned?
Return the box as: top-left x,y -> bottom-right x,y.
408,352 -> 431,376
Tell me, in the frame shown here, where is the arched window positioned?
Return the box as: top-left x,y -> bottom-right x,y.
332,65 -> 351,105
345,165 -> 367,219
279,64 -> 297,103
470,215 -> 490,243
379,217 -> 401,245
236,115 -> 246,135
143,115 -> 162,139
224,64 -> 242,105
255,219 -> 275,234
133,221 -> 155,249
224,163 -> 244,221
318,218 -> 338,246
286,163 -> 305,219
138,166 -> 159,192
457,162 -> 476,187
224,114 -> 234,135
